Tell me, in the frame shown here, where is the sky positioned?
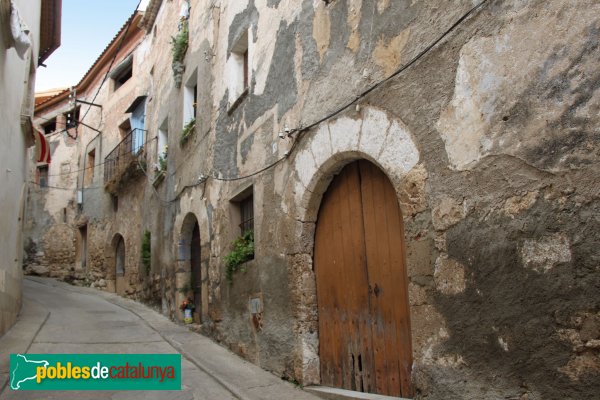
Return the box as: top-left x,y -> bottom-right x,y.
35,0 -> 147,92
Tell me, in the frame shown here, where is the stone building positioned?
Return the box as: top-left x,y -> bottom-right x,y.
0,0 -> 61,335
26,0 -> 600,398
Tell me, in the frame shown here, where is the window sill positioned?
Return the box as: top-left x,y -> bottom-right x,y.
227,87 -> 249,115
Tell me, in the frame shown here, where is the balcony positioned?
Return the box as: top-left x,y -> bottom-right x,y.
104,128 -> 147,194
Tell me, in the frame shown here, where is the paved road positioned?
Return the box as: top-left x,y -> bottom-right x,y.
0,277 -> 322,400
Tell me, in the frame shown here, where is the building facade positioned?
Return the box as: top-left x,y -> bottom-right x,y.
26,0 -> 600,398
0,0 -> 60,335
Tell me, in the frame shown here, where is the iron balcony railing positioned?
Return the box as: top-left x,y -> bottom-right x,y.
104,128 -> 147,184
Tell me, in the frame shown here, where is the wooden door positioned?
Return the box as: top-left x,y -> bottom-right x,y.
191,223 -> 202,323
314,160 -> 413,397
115,236 -> 125,295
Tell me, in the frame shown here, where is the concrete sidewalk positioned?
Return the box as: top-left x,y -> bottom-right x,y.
0,295 -> 50,393
0,276 -> 322,400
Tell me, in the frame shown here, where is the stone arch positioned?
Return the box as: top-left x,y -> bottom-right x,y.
291,107 -> 421,223
286,107 -> 425,386
174,212 -> 207,323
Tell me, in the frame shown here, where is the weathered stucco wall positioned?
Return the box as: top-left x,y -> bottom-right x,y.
0,0 -> 42,335
26,0 -> 600,398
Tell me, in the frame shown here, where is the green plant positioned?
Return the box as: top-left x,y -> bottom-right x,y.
171,20 -> 189,65
155,145 -> 168,173
141,230 -> 151,274
224,230 -> 254,283
179,118 -> 196,145
171,20 -> 189,87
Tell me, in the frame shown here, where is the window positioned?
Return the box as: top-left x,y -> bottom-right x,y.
227,30 -> 250,105
243,49 -> 249,89
111,195 -> 118,212
110,55 -> 133,91
126,96 -> 147,153
229,187 -> 255,264
157,118 -> 168,170
65,107 -> 80,129
183,69 -> 198,125
85,149 -> 95,186
239,195 -> 254,234
193,85 -> 198,119
37,165 -> 49,188
41,118 -> 57,135
230,186 -> 255,235
119,119 -> 132,140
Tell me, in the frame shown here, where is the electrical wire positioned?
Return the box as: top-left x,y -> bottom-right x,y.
211,137 -> 300,182
293,0 -> 490,137
79,1 -> 142,127
39,0 -> 489,204
34,3 -> 141,140
180,0 -> 490,184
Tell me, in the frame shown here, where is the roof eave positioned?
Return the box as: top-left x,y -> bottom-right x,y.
38,0 -> 62,64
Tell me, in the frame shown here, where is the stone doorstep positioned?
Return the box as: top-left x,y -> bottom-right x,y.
305,386 -> 412,400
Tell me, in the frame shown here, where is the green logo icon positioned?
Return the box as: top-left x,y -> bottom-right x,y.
10,354 -> 49,390
10,354 -> 181,390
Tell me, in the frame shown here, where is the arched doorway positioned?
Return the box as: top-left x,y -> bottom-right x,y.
190,221 -> 201,323
115,234 -> 126,295
314,160 -> 413,397
179,213 -> 203,323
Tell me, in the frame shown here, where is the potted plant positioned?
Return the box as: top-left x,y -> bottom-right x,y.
179,297 -> 195,324
179,118 -> 196,146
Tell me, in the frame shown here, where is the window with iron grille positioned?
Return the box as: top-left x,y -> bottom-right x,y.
239,195 -> 254,235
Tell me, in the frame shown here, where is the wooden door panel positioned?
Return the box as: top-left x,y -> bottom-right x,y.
359,160 -> 413,397
191,223 -> 202,322
337,164 -> 374,392
360,161 -> 396,396
315,160 -> 412,397
315,162 -> 374,391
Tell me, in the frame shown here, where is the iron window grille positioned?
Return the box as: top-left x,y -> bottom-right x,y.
239,195 -> 254,235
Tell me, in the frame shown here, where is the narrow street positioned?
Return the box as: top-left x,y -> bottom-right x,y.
0,277 -> 321,400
